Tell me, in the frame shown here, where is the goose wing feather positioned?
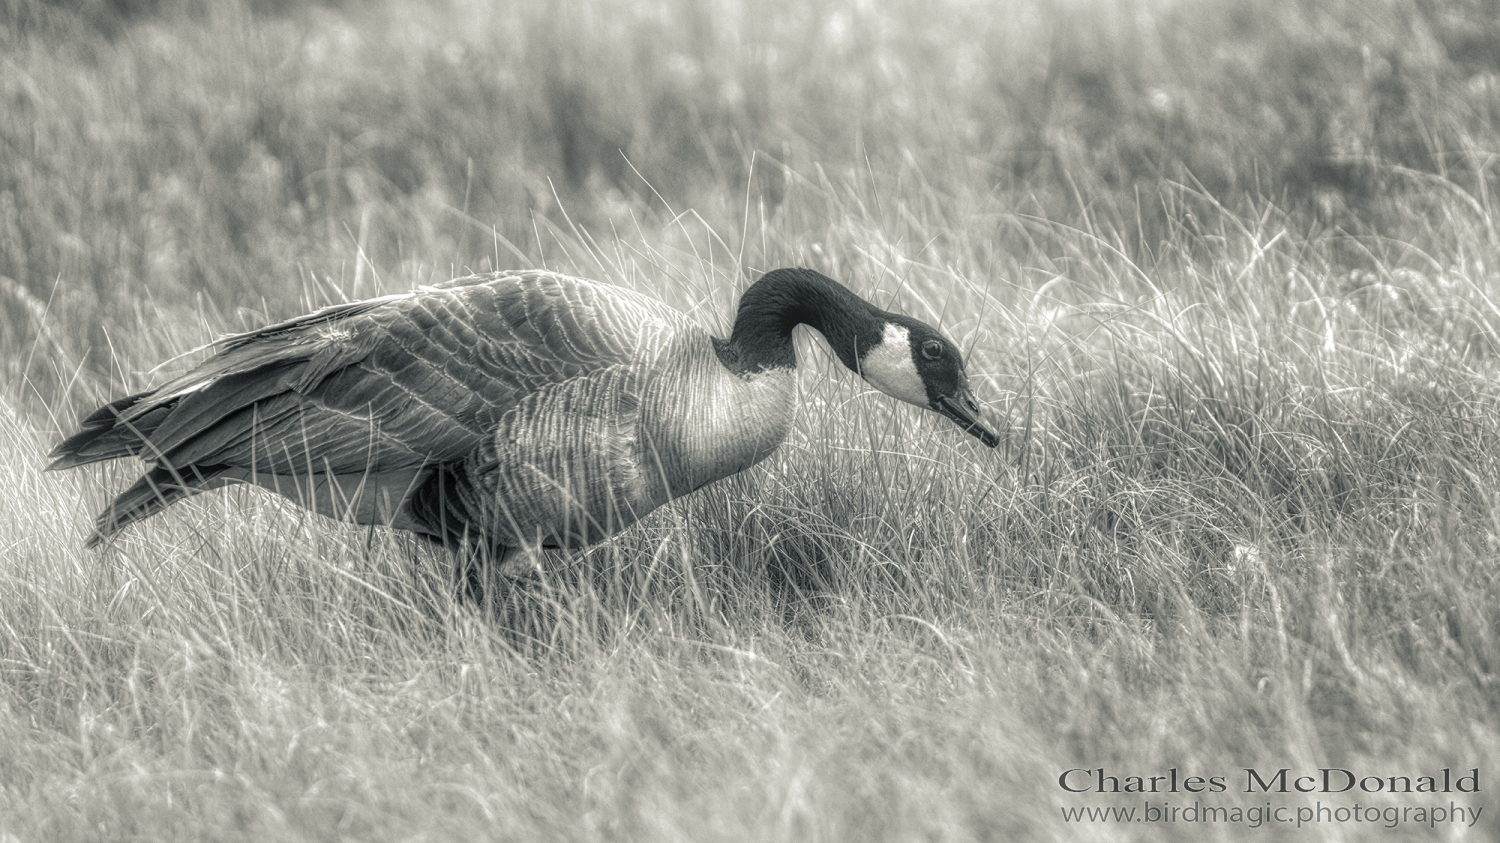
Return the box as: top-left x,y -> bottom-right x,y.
55,271 -> 686,478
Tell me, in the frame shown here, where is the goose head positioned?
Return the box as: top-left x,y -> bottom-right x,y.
856,318 -> 1000,448
722,267 -> 1002,448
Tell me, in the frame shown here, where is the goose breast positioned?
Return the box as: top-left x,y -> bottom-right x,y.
448,322 -> 797,549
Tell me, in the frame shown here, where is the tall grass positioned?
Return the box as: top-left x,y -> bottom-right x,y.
4,0 -> 1500,839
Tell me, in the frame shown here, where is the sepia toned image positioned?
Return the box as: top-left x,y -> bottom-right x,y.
2,0 -> 1498,839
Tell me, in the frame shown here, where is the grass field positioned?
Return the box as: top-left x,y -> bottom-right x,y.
4,0 -> 1500,839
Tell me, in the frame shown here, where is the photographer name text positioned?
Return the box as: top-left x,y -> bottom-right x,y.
1058,767 -> 1480,795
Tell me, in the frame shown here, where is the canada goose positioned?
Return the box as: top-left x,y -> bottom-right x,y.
49,267 -> 998,596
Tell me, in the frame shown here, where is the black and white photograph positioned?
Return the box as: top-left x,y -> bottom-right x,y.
2,0 -> 1497,838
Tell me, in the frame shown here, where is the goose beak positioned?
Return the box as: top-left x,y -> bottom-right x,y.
934,388 -> 1001,448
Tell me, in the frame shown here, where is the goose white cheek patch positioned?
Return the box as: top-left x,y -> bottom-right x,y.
860,323 -> 928,408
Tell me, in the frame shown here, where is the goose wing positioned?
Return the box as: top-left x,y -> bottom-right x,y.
50,271 -> 684,479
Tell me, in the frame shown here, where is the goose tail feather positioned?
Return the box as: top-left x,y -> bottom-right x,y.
86,464 -> 230,548
46,391 -> 155,470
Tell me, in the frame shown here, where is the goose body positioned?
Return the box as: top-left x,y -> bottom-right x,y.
49,267 -> 997,590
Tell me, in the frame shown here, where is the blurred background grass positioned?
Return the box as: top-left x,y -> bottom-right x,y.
4,0 -> 1498,373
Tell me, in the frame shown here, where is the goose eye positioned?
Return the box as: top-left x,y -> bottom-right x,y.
921,340 -> 944,360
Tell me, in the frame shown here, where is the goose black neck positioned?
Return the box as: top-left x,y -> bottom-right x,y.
713,268 -> 885,376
